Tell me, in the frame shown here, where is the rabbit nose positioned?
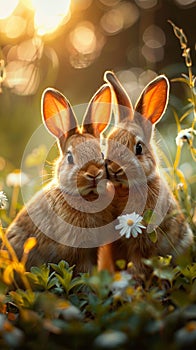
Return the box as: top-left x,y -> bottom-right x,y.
107,161 -> 124,177
84,166 -> 104,180
112,168 -> 124,177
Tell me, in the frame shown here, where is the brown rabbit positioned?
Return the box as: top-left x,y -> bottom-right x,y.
6,83 -> 114,274
98,71 -> 193,276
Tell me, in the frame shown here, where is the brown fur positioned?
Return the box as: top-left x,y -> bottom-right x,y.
6,84 -> 113,274
98,71 -> 193,277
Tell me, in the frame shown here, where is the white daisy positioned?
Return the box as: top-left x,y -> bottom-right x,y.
0,191 -> 8,209
115,212 -> 146,239
111,271 -> 132,296
6,170 -> 29,187
94,330 -> 128,348
176,128 -> 196,147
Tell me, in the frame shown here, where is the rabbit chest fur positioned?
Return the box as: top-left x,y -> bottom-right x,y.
98,71 -> 193,276
6,83 -> 113,274
7,184 -> 113,273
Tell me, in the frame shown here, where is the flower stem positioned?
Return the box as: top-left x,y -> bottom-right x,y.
9,185 -> 20,219
173,145 -> 181,171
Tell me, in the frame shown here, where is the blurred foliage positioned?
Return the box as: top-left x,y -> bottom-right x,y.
0,254 -> 196,349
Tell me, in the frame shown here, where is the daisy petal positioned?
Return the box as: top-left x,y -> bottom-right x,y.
115,224 -> 124,230
138,223 -> 146,229
119,226 -> 129,237
136,227 -> 142,234
125,228 -> 131,239
132,229 -> 138,238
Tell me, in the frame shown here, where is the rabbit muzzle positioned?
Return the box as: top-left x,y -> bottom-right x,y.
77,163 -> 106,196
106,159 -> 128,187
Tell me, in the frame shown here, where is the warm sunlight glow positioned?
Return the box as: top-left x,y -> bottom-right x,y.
100,2 -> 139,35
4,16 -> 26,38
31,0 -> 71,36
5,60 -> 40,95
70,22 -> 96,54
0,0 -> 19,19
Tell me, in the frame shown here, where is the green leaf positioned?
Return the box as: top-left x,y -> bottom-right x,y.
153,267 -> 175,283
148,230 -> 157,243
26,264 -> 56,291
171,290 -> 190,307
9,290 -> 37,309
115,259 -> 126,270
143,209 -> 154,224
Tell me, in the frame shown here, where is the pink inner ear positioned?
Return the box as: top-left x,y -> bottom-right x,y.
42,89 -> 77,138
43,91 -> 66,118
45,110 -> 70,138
136,77 -> 169,125
92,86 -> 112,134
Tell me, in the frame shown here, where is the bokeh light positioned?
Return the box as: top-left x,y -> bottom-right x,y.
4,60 -> 40,95
3,16 -> 26,39
31,0 -> 71,36
100,9 -> 124,35
174,0 -> 195,7
69,21 -> 106,69
3,35 -> 43,95
142,25 -> 166,63
116,68 -> 157,104
72,0 -> 93,11
0,0 -> 194,95
142,45 -> 164,63
70,22 -> 96,54
0,0 -> 19,20
17,38 -> 43,61
135,0 -> 158,9
99,0 -> 121,6
100,1 -> 139,35
143,25 -> 166,49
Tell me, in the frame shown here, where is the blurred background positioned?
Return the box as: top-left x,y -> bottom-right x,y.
0,0 -> 195,190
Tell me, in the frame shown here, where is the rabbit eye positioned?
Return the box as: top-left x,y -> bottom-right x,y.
135,142 -> 143,156
67,151 -> 74,164
101,152 -> 104,159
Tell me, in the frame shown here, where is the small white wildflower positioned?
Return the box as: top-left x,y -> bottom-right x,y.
94,330 -> 128,348
176,128 -> 196,147
6,170 -> 29,187
111,271 -> 132,297
61,305 -> 83,321
0,191 -> 8,209
115,212 -> 146,239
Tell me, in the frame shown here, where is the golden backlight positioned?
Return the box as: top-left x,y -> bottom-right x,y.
31,0 -> 71,36
0,0 -> 19,19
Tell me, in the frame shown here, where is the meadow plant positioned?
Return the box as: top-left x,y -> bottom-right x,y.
168,21 -> 196,222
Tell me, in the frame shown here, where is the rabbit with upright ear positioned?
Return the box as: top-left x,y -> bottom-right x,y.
98,71 -> 193,276
6,84 -> 114,274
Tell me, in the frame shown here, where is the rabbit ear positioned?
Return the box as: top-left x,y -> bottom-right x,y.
104,70 -> 134,122
41,88 -> 78,139
134,75 -> 169,125
82,84 -> 112,137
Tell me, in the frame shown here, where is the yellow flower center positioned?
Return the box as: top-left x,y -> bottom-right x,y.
114,272 -> 122,281
127,219 -> 134,226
